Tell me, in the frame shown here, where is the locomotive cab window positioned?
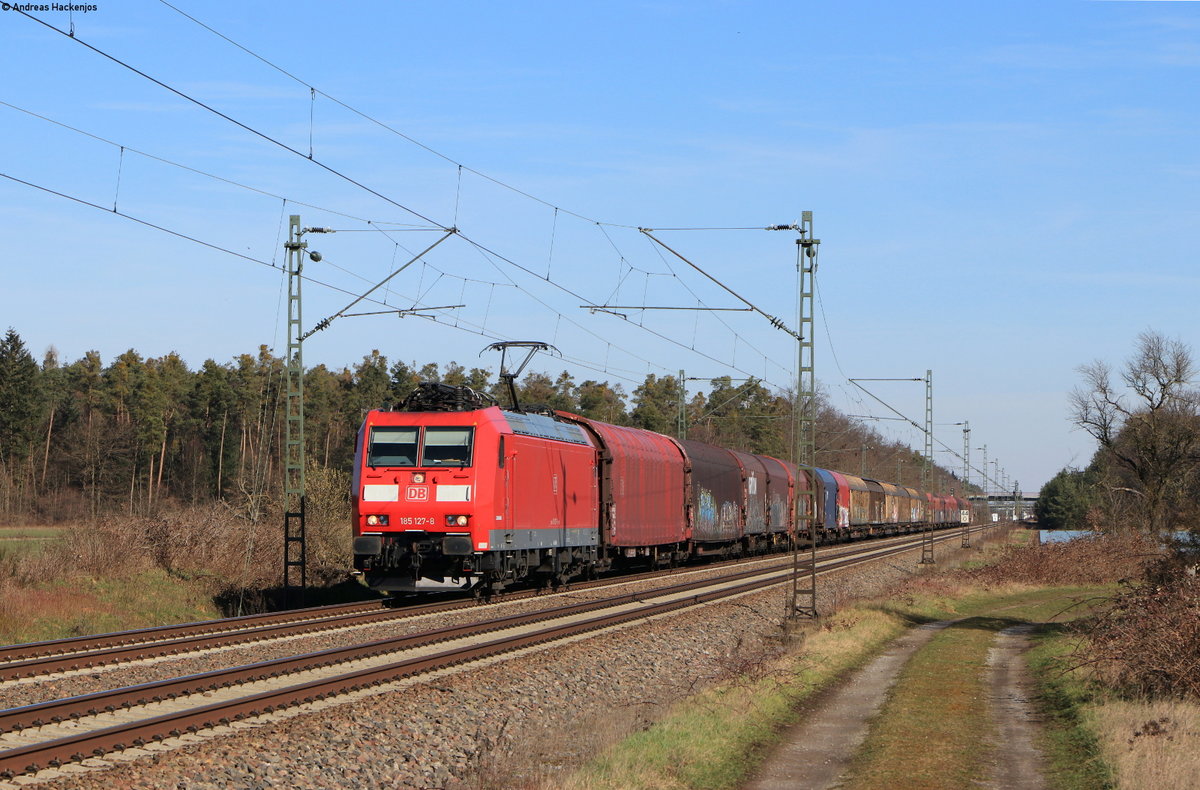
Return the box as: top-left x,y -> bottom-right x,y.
421,427 -> 474,467
368,426 -> 419,467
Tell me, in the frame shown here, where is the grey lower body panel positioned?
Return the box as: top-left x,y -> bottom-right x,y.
488,527 -> 598,550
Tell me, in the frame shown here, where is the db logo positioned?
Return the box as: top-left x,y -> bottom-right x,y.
406,486 -> 430,502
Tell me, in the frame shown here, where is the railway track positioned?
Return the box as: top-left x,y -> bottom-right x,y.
0,526 -> 971,682
0,524 -> 985,780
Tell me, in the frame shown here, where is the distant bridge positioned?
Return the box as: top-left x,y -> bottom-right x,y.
968,494 -> 1038,522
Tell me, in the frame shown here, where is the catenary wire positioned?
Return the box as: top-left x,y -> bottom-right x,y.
155,0 -> 640,230
642,233 -> 793,381
15,10 -> 449,230
16,8 -> 801,396
0,91 -> 737,386
456,231 -> 789,390
4,47 -> 778,389
2,165 -> 655,386
0,99 -> 433,229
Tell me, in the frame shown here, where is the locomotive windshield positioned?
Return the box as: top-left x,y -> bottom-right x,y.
368,426 -> 418,467
421,427 -> 474,467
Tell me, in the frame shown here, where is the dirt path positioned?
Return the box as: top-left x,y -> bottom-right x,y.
744,620 -> 1049,790
742,620 -> 952,790
984,624 -> 1047,790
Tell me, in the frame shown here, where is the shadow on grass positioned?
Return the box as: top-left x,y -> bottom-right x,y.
872,609 -> 945,628
876,610 -> 1083,637
213,577 -> 387,616
943,615 -> 1029,633
1029,621 -> 1077,638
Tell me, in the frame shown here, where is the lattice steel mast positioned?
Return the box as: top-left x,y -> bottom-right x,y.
283,215 -> 307,604
920,369 -> 935,564
790,212 -> 819,619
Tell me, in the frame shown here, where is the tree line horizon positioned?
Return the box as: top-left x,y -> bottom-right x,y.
0,327 -> 972,524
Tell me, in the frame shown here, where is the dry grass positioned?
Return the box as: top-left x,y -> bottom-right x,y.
0,491 -> 356,642
0,567 -> 221,644
958,530 -> 1160,588
557,607 -> 912,790
841,617 -> 998,790
555,530 -> 1171,790
1087,699 -> 1200,790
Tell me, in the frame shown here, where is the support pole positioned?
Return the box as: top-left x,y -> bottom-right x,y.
961,422 -> 971,547
980,443 -> 988,517
922,369 -> 933,490
789,212 -> 819,620
283,215 -> 307,607
963,422 -> 971,493
919,369 -> 935,564
677,369 -> 686,440
920,526 -> 936,564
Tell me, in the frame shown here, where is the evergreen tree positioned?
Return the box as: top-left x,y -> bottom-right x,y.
350,350 -> 390,416
442,362 -> 468,387
1035,467 -> 1097,530
517,371 -> 556,409
303,364 -> 350,468
387,360 -> 421,404
631,373 -> 682,434
36,346 -> 70,490
0,329 -> 979,520
0,328 -> 41,464
576,380 -> 628,424
551,371 -> 578,412
192,359 -> 237,499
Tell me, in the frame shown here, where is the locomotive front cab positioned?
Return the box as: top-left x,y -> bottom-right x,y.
352,410 -> 501,592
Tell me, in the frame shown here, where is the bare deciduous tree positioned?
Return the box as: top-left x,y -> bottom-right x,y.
1070,331 -> 1200,534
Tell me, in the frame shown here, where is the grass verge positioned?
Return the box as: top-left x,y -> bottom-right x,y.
1025,618 -> 1200,790
0,569 -> 221,645
565,582 -> 1111,790
0,526 -> 65,559
842,586 -> 1105,790
0,526 -> 66,540
1026,627 -> 1115,790
562,606 -> 913,790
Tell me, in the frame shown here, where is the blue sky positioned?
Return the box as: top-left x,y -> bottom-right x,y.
3,1 -> 1199,493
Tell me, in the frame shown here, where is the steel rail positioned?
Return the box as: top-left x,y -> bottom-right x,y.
0,555 -> 823,735
0,524 -> 991,778
0,525 -> 972,680
0,553 -> 803,680
0,601 -> 386,665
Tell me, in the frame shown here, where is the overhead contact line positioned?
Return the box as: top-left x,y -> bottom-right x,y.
15,9 -> 448,231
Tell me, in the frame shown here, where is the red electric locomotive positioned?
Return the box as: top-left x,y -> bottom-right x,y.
351,384 -> 602,593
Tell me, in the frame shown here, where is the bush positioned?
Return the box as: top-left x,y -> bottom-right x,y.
1,502 -> 353,601
960,531 -> 1158,587
1081,550 -> 1200,700
304,460 -> 352,571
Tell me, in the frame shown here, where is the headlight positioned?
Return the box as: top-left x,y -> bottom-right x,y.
365,515 -> 388,526
446,515 -> 470,527
413,472 -> 426,483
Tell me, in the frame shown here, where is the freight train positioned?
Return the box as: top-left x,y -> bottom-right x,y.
351,383 -> 972,595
